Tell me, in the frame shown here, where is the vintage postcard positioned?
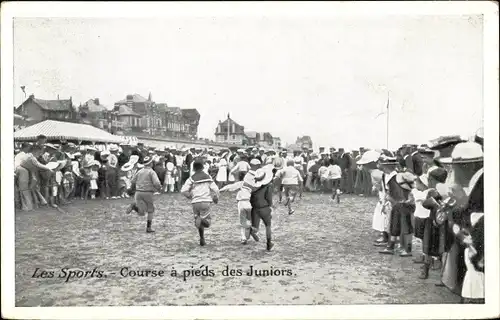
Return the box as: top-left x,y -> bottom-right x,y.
1,1 -> 499,319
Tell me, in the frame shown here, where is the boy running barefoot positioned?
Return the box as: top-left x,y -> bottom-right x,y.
181,159 -> 220,246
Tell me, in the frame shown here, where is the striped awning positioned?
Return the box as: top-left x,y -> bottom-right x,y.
13,120 -> 124,143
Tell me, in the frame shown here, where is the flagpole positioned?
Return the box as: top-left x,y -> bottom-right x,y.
386,92 -> 390,150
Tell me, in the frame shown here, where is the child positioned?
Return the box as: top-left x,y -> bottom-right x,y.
250,167 -> 275,251
181,159 -> 220,246
89,160 -> 100,199
119,163 -> 133,198
130,156 -> 162,233
318,161 -> 329,193
164,162 -> 176,193
327,159 -> 342,202
61,160 -> 75,202
275,159 -> 303,215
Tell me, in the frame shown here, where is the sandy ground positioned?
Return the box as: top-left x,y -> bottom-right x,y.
15,192 -> 460,306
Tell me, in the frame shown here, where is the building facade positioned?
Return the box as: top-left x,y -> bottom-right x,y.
112,94 -> 200,139
245,131 -> 274,147
16,95 -> 76,124
296,135 -> 313,150
215,115 -> 248,145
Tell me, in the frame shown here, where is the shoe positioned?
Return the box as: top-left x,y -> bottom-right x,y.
379,248 -> 394,255
266,241 -> 274,251
284,198 -> 290,207
146,228 -> 155,233
200,238 -> 206,246
373,236 -> 386,244
435,282 -> 445,287
288,209 -> 295,215
241,240 -> 248,245
399,250 -> 413,257
373,242 -> 388,247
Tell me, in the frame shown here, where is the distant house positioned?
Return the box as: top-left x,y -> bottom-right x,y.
115,104 -> 142,131
114,93 -> 158,133
245,131 -> 274,147
78,98 -> 122,132
16,94 -> 76,124
296,135 -> 313,150
245,131 -> 257,145
181,108 -> 200,139
215,114 -> 248,145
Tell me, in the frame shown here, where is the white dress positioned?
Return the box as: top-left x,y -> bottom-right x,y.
216,159 -> 228,182
461,212 -> 485,299
370,169 -> 386,232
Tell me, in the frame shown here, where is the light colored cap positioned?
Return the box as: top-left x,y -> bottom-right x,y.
440,142 -> 483,164
357,150 -> 381,165
250,159 -> 261,166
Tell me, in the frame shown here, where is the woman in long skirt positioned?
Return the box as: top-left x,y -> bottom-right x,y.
216,157 -> 228,188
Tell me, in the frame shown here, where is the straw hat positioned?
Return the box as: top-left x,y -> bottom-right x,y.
357,150 -> 381,165
128,155 -> 139,165
439,142 -> 483,164
121,162 -> 134,172
101,150 -> 110,157
143,156 -> 154,166
250,158 -> 261,166
378,155 -> 398,166
44,143 -> 58,150
86,146 -> 97,152
109,144 -> 119,152
254,167 -> 274,187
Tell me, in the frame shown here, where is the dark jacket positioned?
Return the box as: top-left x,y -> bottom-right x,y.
118,153 -> 129,167
250,183 -> 273,209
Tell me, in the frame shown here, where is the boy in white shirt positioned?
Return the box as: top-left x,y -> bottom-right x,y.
275,159 -> 303,215
318,161 -> 329,192
327,159 -> 342,202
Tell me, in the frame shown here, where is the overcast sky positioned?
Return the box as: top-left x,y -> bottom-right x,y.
13,15 -> 483,150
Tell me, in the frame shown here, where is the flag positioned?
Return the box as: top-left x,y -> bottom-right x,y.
20,86 -> 26,94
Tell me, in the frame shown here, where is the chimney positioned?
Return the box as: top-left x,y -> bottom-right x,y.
57,94 -> 60,100
94,98 -> 100,105
126,94 -> 133,101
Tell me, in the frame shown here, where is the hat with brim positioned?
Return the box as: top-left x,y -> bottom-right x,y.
254,167 -> 274,187
143,156 -> 154,166
265,149 -> 275,154
83,161 -> 94,168
121,163 -> 134,172
109,144 -> 119,152
128,155 -> 139,165
44,143 -> 58,150
378,155 -> 398,166
86,146 -> 97,152
46,161 -> 61,170
250,159 -> 261,166
429,135 -> 466,151
101,150 -> 110,157
357,150 -> 381,165
91,160 -> 101,168
417,147 -> 436,156
439,142 -> 483,164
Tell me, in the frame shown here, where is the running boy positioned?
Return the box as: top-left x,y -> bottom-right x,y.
181,159 -> 220,246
